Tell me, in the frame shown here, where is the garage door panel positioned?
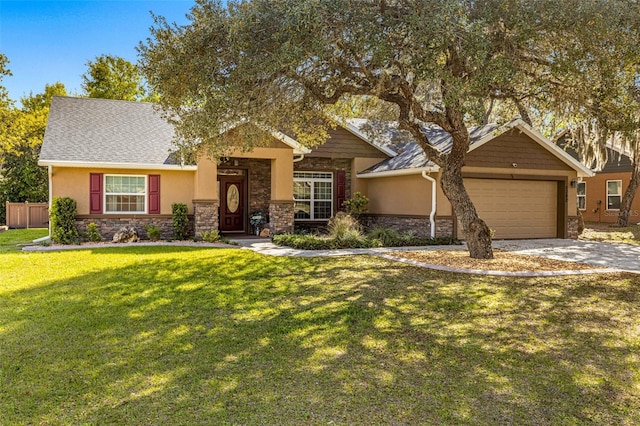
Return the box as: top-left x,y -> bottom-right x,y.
458,179 -> 557,239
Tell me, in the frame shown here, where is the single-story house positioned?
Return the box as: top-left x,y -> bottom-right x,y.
39,96 -> 593,240
557,138 -> 640,224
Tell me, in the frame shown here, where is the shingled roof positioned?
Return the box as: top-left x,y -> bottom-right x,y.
40,96 -> 186,168
352,118 -> 594,177
350,119 -> 499,174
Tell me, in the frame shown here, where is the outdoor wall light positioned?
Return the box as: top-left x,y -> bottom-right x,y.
570,179 -> 578,188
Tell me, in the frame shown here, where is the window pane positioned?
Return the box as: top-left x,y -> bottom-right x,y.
607,196 -> 621,210
105,195 -> 145,213
578,196 -> 586,210
315,182 -> 332,200
314,201 -> 332,219
294,181 -> 311,200
294,201 -> 311,219
607,181 -> 621,196
577,182 -> 586,196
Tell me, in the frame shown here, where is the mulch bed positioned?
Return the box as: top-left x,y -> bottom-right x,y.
391,249 -> 604,272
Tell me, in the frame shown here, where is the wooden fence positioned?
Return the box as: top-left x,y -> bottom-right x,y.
5,202 -> 49,229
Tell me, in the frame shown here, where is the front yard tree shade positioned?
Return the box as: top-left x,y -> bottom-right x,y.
139,0 -> 626,258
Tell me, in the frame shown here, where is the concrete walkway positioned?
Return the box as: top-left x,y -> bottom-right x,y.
492,239 -> 640,274
22,237 -> 638,275
232,238 -> 637,275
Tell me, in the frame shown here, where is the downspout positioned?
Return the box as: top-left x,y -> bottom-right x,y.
421,171 -> 437,238
293,154 -> 305,163
48,165 -> 53,237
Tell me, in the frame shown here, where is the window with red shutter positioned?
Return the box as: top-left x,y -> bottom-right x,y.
148,174 -> 161,214
336,170 -> 346,212
89,173 -> 103,214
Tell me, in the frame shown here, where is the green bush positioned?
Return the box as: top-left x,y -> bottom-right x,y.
342,192 -> 369,217
328,212 -> 362,239
143,224 -> 162,241
172,203 -> 189,240
50,197 -> 80,244
273,225 -> 460,250
86,222 -> 102,242
367,226 -> 401,246
200,229 -> 220,243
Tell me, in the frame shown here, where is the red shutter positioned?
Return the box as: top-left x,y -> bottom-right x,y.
336,170 -> 346,212
148,174 -> 161,214
89,173 -> 103,214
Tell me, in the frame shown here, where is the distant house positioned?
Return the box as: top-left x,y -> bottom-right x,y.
557,138 -> 640,224
39,96 -> 592,240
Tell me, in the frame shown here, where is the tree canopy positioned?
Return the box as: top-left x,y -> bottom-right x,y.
82,54 -> 155,102
0,78 -> 67,224
140,0 -> 632,258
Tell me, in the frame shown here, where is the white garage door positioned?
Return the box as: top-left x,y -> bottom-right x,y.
457,179 -> 558,239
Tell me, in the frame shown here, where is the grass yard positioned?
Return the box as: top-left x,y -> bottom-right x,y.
1,231 -> 639,424
0,228 -> 48,253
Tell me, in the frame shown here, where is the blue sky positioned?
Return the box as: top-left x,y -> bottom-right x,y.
0,0 -> 193,103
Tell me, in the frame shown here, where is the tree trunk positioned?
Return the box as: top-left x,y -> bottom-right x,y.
616,160 -> 640,226
440,163 -> 494,259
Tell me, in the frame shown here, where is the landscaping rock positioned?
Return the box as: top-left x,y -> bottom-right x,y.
112,226 -> 139,243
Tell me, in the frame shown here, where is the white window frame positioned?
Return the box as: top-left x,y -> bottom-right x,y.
293,171 -> 333,221
104,174 -> 148,214
606,179 -> 622,211
577,181 -> 587,211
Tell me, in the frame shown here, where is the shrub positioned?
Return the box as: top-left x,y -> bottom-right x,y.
342,192 -> 369,217
172,203 -> 189,240
200,229 -> 220,243
50,197 -> 80,244
328,212 -> 362,239
143,224 -> 162,241
273,233 -> 334,250
367,226 -> 401,246
86,222 -> 102,242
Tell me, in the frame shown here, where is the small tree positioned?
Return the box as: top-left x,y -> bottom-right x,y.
342,192 -> 369,218
172,203 -> 189,240
50,197 -> 79,244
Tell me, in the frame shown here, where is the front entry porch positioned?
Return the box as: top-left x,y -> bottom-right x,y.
192,151 -> 296,238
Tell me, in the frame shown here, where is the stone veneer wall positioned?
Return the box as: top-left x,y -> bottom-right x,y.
435,217 -> 454,238
567,216 -> 579,239
75,215 -> 194,240
361,214 -> 432,238
360,214 -> 456,239
193,200 -> 220,236
269,201 -> 294,234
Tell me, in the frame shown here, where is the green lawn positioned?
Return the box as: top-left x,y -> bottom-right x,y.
1,231 -> 639,424
0,228 -> 48,253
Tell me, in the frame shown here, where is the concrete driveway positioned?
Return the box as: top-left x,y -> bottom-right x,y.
492,239 -> 640,273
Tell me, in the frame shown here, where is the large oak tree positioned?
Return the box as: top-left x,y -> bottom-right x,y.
139,0 -> 625,258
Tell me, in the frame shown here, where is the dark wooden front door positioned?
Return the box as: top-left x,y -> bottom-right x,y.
219,176 -> 245,232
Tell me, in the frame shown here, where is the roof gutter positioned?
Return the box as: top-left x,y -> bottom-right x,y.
356,165 -> 440,179
38,160 -> 198,171
421,171 -> 437,239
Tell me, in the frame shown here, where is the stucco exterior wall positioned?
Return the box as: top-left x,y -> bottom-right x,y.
366,174 -> 433,216
51,166 -> 196,215
579,171 -> 640,223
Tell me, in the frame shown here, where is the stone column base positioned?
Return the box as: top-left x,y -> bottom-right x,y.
193,199 -> 219,236
269,201 -> 294,235
568,216 -> 580,239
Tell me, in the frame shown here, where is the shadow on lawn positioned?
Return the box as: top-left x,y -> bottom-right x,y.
2,246 -> 639,424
